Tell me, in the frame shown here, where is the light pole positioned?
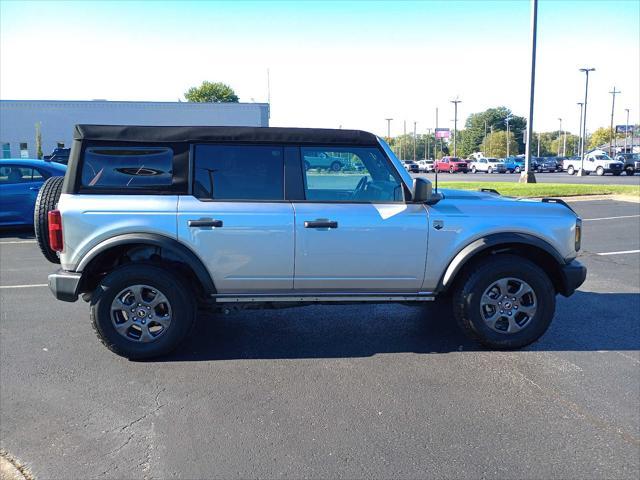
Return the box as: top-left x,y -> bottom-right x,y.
609,87 -> 621,157
537,132 -> 541,157
557,118 -> 562,156
520,0 -> 538,183
578,67 -> 595,176
624,108 -> 630,152
505,115 -> 512,158
450,98 -> 461,157
484,120 -> 488,155
577,102 -> 584,157
426,128 -> 431,160
385,118 -> 393,142
413,121 -> 417,162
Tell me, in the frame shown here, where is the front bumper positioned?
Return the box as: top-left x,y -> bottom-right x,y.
559,259 -> 587,297
48,269 -> 82,302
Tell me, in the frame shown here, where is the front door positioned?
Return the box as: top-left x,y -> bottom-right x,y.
293,146 -> 429,293
177,144 -> 294,293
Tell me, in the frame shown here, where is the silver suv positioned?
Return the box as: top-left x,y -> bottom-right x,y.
36,125 -> 586,359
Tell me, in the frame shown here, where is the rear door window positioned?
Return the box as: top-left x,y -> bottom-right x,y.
193,144 -> 284,200
81,146 -> 173,188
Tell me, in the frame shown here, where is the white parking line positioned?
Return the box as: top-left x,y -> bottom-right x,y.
0,240 -> 37,244
583,215 -> 640,222
0,284 -> 48,289
596,250 -> 640,256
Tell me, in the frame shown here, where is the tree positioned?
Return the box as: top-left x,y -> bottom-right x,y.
184,81 -> 239,103
587,127 -> 624,150
462,106 -> 527,156
35,122 -> 43,159
480,130 -> 518,158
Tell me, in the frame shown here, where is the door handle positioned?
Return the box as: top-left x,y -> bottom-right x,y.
304,220 -> 338,229
188,219 -> 223,228
29,186 -> 40,191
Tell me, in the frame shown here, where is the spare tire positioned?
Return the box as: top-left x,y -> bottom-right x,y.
34,176 -> 65,264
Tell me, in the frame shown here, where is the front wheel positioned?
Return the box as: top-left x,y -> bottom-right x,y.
626,167 -> 635,176
514,166 -> 521,173
471,166 -> 477,174
449,167 -> 455,174
567,166 -> 575,175
90,264 -> 196,359
330,161 -> 342,172
487,167 -> 493,174
596,166 -> 605,176
452,255 -> 555,349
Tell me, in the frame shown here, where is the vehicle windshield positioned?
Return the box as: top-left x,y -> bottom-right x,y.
594,155 -> 611,160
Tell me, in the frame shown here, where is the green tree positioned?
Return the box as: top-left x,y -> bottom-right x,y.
35,122 -> 43,159
480,130 -> 518,158
184,81 -> 239,103
587,127 -> 624,150
463,106 -> 527,156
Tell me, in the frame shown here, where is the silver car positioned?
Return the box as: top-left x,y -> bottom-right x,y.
38,125 -> 586,359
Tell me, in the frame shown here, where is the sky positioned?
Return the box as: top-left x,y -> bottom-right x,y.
1,0 -> 638,137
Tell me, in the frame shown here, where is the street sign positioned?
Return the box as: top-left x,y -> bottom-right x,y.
616,125 -> 634,134
435,128 -> 450,139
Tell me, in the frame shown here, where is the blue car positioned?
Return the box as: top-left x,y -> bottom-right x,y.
502,157 -> 525,173
0,159 -> 67,226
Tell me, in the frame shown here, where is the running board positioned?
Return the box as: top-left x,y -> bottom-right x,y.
213,292 -> 436,303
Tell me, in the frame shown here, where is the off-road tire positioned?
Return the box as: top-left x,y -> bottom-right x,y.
90,264 -> 196,360
34,176 -> 64,264
452,254 -> 555,350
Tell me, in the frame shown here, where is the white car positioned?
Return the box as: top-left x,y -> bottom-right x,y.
417,159 -> 434,172
469,158 -> 507,174
38,125 -> 585,359
564,150 -> 624,176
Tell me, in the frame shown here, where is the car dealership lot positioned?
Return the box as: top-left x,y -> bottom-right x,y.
411,171 -> 640,185
1,200 -> 638,479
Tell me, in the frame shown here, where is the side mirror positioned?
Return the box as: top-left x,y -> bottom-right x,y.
412,177 -> 432,203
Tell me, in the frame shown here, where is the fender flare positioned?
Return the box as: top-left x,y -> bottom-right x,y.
438,232 -> 566,292
76,233 -> 216,295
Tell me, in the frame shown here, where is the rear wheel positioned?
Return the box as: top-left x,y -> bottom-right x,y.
567,165 -> 575,175
452,255 -> 555,349
34,176 -> 64,264
626,167 -> 635,176
471,166 -> 477,174
487,167 -> 493,174
514,166 -> 521,173
449,167 -> 455,174
330,161 -> 342,172
90,264 -> 196,359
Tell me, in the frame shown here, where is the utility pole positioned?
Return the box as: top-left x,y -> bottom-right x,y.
385,118 -> 393,142
426,128 -> 431,160
484,120 -> 488,155
520,0 -> 538,183
557,118 -> 562,156
578,67 -> 595,176
577,102 -> 584,158
402,120 -> 406,161
450,98 -> 462,157
624,108 -> 630,152
435,107 -> 439,160
505,116 -> 512,158
609,86 -> 621,157
413,121 -> 417,162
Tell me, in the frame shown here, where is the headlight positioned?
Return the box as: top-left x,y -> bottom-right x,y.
575,218 -> 582,251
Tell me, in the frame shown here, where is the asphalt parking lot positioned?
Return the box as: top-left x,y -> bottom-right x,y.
411,171 -> 640,185
1,199 -> 639,479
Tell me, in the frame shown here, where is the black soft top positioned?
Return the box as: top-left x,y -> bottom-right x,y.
74,125 -> 379,146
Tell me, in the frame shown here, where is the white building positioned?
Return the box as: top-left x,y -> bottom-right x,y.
0,100 -> 270,158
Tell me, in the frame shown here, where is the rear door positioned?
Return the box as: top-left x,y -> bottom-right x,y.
177,144 -> 295,293
293,146 -> 429,293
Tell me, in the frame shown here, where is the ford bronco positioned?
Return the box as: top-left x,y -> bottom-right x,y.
35,125 -> 586,359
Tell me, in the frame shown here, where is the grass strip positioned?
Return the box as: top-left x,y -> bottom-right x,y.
438,182 -> 640,198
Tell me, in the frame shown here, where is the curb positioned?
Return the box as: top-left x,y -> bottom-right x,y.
0,450 -> 32,480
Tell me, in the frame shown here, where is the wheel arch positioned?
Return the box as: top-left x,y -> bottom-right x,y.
438,233 -> 567,294
76,233 -> 216,298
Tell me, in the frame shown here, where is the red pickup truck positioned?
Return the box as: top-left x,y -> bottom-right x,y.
435,156 -> 469,173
